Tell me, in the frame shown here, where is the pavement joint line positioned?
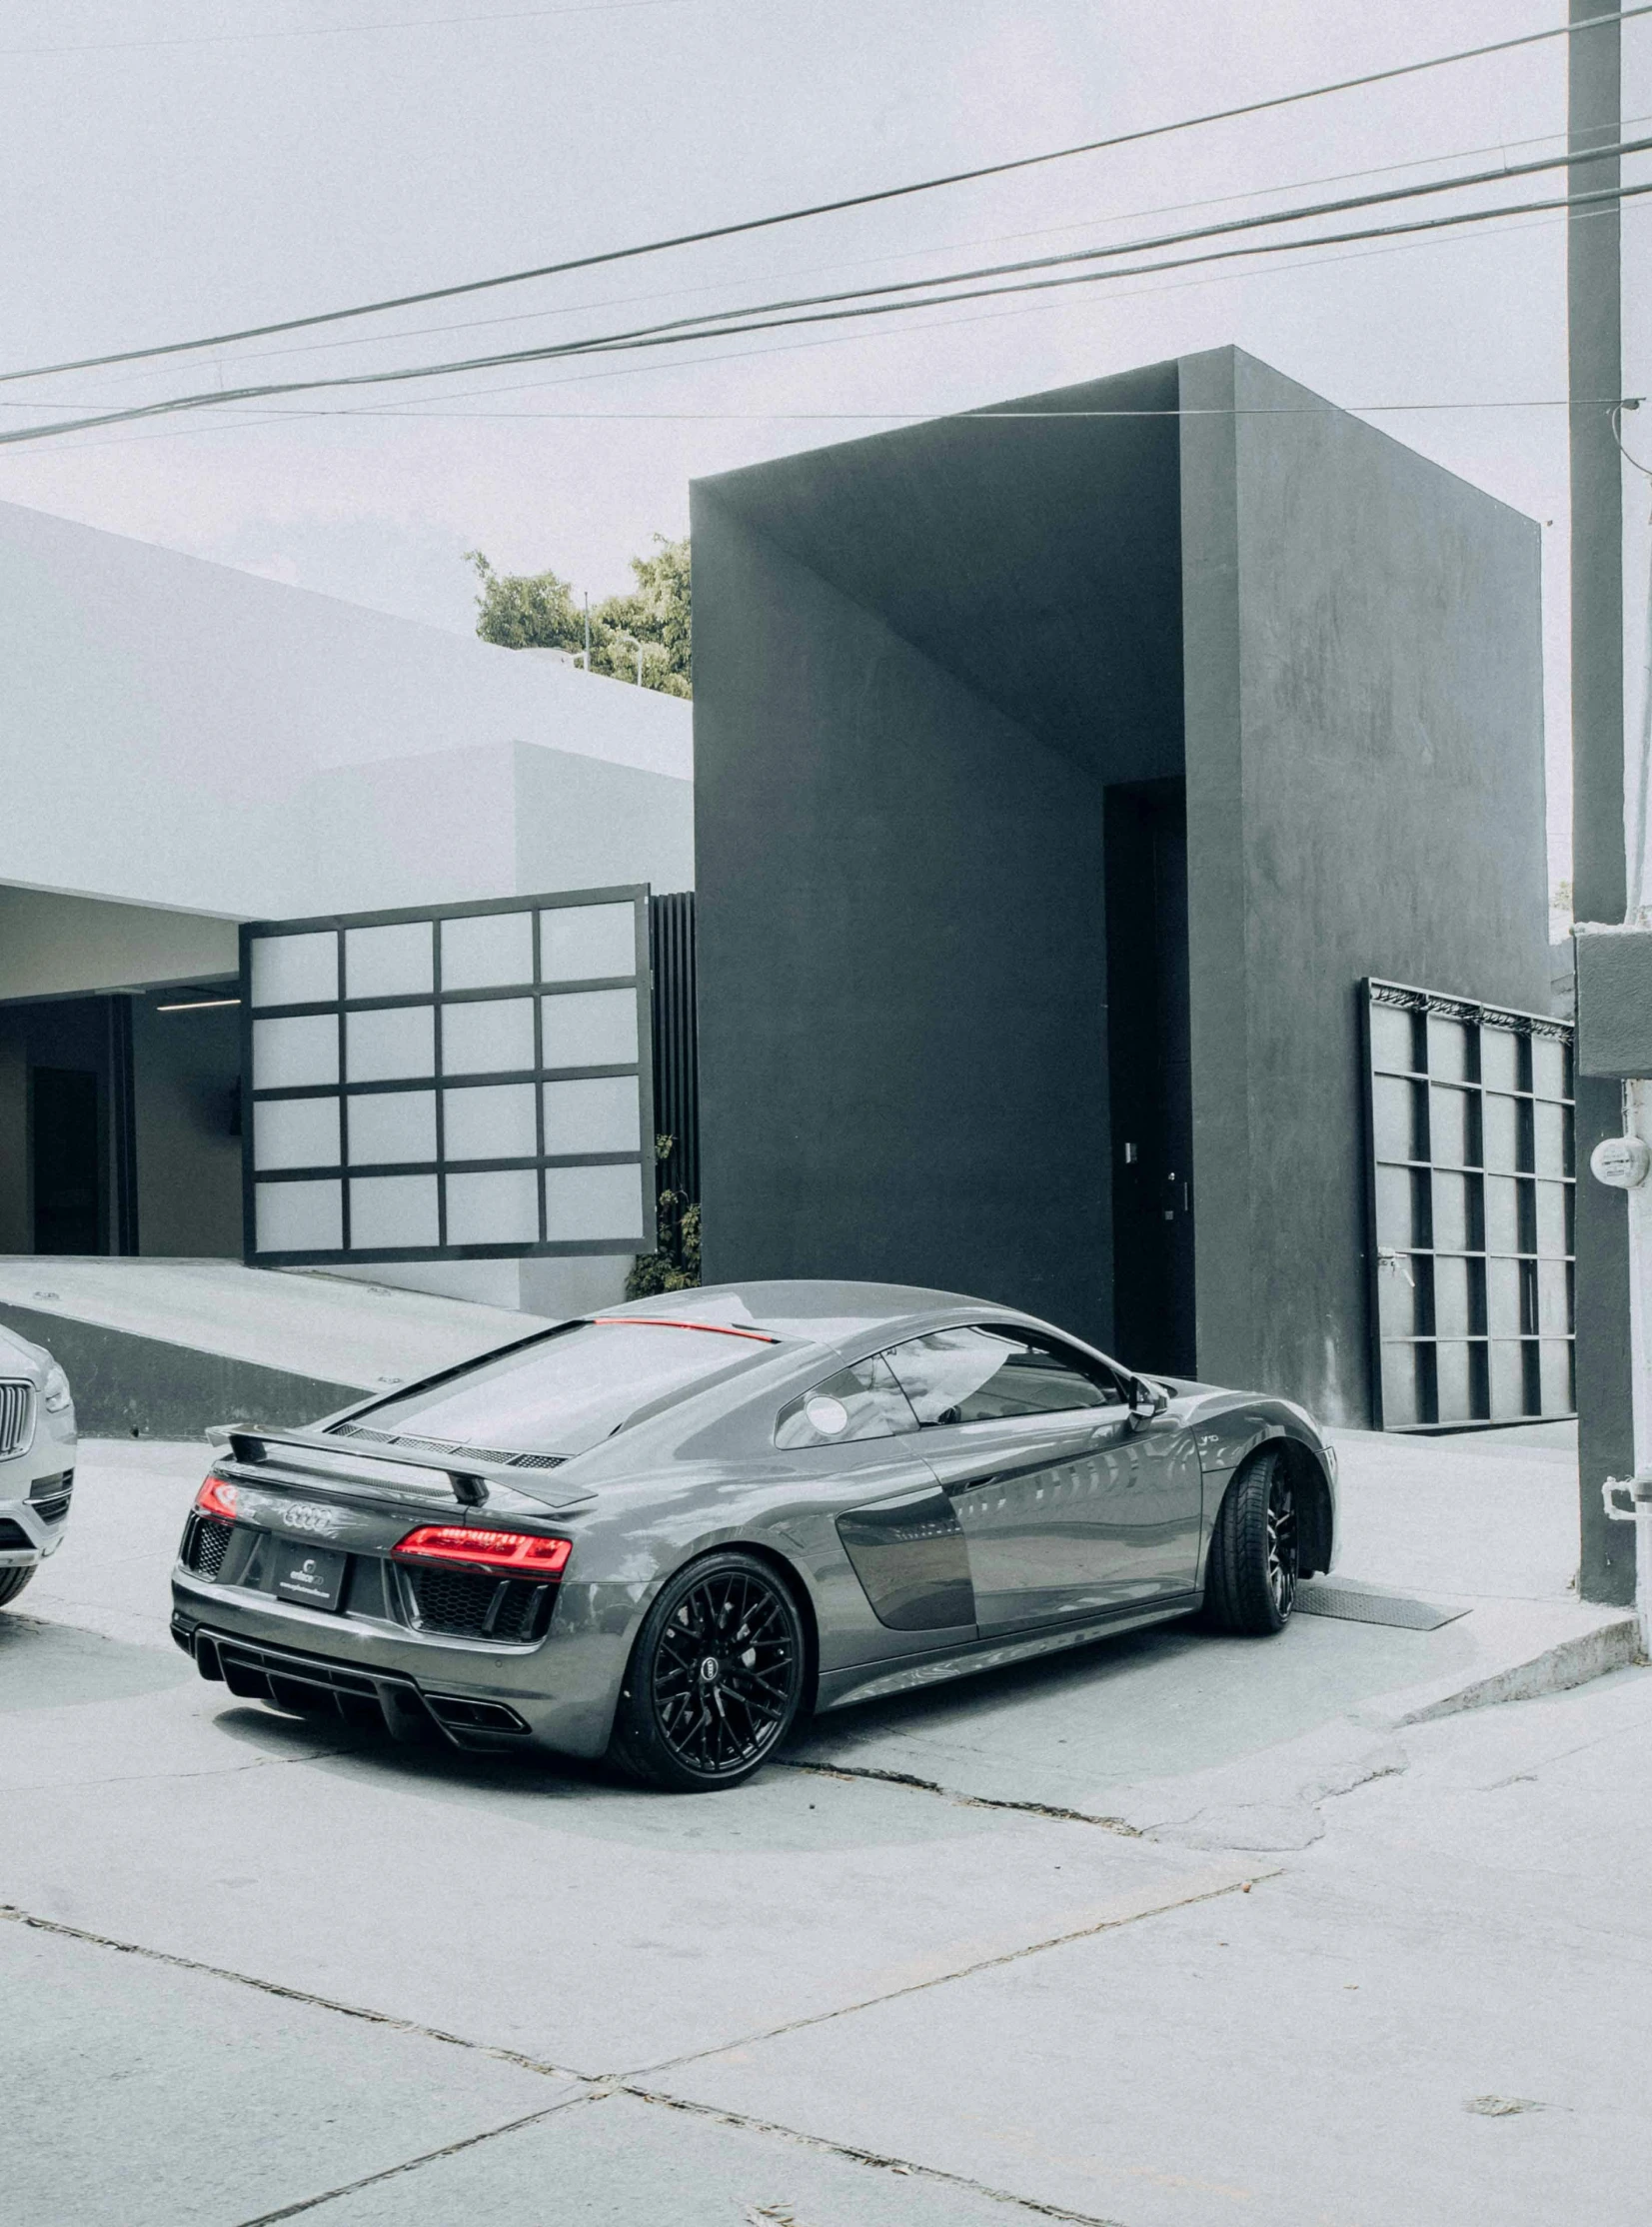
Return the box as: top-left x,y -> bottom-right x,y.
627,1864 -> 1279,2080
0,1901 -> 591,2083
229,2090 -> 605,2226
778,1758 -> 1142,1832
616,2083 -> 1135,2227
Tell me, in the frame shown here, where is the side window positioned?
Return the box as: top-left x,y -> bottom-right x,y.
883,1326 -> 1126,1426
774,1353 -> 920,1449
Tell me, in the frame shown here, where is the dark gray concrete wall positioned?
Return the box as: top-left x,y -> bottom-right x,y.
692,495 -> 1115,1341
1182,349 -> 1550,1424
0,1302 -> 360,1436
131,999 -> 243,1256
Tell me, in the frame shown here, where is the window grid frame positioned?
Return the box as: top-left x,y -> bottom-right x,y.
1362,978 -> 1575,1431
242,887 -> 655,1266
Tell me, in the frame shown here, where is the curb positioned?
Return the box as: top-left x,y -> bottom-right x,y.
1356,1614 -> 1641,1730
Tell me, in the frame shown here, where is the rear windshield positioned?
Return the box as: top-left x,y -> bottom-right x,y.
355,1320 -> 771,1455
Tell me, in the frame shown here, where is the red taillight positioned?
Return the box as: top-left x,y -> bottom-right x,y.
392,1525 -> 572,1575
195,1473 -> 239,1521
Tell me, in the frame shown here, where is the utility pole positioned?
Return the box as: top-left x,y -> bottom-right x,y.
1570,0 -> 1634,1604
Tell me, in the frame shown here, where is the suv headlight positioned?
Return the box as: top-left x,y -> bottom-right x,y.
42,1364 -> 72,1414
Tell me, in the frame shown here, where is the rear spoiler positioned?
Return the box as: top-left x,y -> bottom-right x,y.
206,1424 -> 594,1512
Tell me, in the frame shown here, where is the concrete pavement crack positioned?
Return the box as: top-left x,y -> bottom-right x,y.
778,1758 -> 1141,1832
627,1866 -> 1275,2079
615,2084 -> 1134,2226
0,1902 -> 589,2081
230,2090 -> 604,2226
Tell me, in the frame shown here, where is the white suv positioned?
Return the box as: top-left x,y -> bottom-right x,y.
0,1322 -> 76,1608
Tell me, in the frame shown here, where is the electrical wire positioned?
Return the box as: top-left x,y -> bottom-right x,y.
3,164 -> 1649,451
5,3 -> 1649,388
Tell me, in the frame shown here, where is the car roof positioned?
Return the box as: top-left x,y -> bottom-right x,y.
595,1278 -> 1009,1349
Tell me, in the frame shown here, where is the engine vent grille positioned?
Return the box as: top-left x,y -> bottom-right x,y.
330,1421 -> 564,1470
0,1380 -> 33,1458
187,1516 -> 233,1580
405,1564 -> 549,1643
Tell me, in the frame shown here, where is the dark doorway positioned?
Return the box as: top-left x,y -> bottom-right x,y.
1105,780 -> 1195,1374
31,1067 -> 103,1252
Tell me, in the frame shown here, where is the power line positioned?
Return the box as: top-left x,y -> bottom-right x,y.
4,156 -> 1647,450
6,3 -> 1650,389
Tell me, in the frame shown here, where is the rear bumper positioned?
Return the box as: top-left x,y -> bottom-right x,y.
171,1568 -> 628,1758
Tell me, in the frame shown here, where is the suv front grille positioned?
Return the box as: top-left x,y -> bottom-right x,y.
404,1563 -> 551,1642
186,1515 -> 233,1579
0,1381 -> 33,1458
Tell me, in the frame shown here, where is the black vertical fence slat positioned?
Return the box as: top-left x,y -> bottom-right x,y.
649,893 -> 700,1212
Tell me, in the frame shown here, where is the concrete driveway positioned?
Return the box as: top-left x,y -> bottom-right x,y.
6,1426 -> 1649,2227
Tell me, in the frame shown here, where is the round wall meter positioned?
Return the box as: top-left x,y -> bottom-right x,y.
1589,1134 -> 1652,1189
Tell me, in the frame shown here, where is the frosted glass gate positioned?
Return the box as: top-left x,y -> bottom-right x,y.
242,889 -> 654,1265
1363,979 -> 1574,1430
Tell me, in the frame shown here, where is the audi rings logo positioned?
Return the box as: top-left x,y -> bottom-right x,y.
282,1502 -> 341,1536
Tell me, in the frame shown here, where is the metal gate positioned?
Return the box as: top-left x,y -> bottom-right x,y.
242,887 -> 656,1267
1363,979 -> 1575,1430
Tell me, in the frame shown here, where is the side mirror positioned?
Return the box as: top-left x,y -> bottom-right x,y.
1129,1375 -> 1169,1424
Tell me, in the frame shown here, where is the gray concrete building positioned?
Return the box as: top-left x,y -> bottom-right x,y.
690,347 -> 1552,1428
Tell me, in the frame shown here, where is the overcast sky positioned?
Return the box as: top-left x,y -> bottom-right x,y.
2,0 -> 1649,895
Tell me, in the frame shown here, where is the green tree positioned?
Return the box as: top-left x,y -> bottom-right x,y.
468,535 -> 691,697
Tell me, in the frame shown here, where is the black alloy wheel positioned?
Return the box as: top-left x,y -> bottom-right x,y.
610,1550 -> 807,1791
1203,1446 -> 1297,1635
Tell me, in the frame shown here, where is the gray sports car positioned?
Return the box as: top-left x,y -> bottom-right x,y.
171,1280 -> 1338,1791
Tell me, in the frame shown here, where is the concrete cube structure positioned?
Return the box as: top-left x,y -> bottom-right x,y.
690,348 -> 1549,1425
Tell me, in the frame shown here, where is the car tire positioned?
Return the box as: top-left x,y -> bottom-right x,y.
0,1564 -> 36,1609
1203,1447 -> 1296,1635
609,1549 -> 808,1792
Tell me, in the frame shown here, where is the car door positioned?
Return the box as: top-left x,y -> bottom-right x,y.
882,1325 -> 1197,1632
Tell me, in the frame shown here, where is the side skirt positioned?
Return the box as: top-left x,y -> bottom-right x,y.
816,1591 -> 1204,1714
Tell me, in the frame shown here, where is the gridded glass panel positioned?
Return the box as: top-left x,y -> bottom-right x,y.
1483,1175 -> 1519,1255
1537,1259 -> 1571,1335
542,989 -> 638,1069
544,1161 -> 647,1241
1427,1017 -> 1471,1083
1531,1036 -> 1571,1100
1429,1087 -> 1471,1167
257,1178 -> 342,1252
445,1168 -> 540,1245
1479,1028 -> 1521,1092
1372,1076 -> 1423,1161
1377,1257 -> 1424,1337
346,1090 -> 436,1166
1379,1344 -> 1423,1428
1485,1256 -> 1522,1336
347,1005 -> 434,1083
254,1096 -> 341,1172
1431,1170 -> 1479,1254
345,922 -> 432,1000
1533,1100 -> 1570,1176
1488,1340 -> 1525,1415
443,1083 -> 538,1161
1481,1094 -> 1519,1173
540,902 -> 636,984
1434,1341 -> 1474,1422
254,1014 -> 339,1090
543,1075 -> 642,1155
1433,1254 -> 1472,1337
1534,1181 -> 1570,1257
1376,1164 -> 1428,1248
251,932 -> 337,1010
1369,1004 -> 1419,1074
350,1174 -> 439,1249
1539,1340 -> 1573,1412
440,910 -> 533,992
441,997 -> 535,1077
